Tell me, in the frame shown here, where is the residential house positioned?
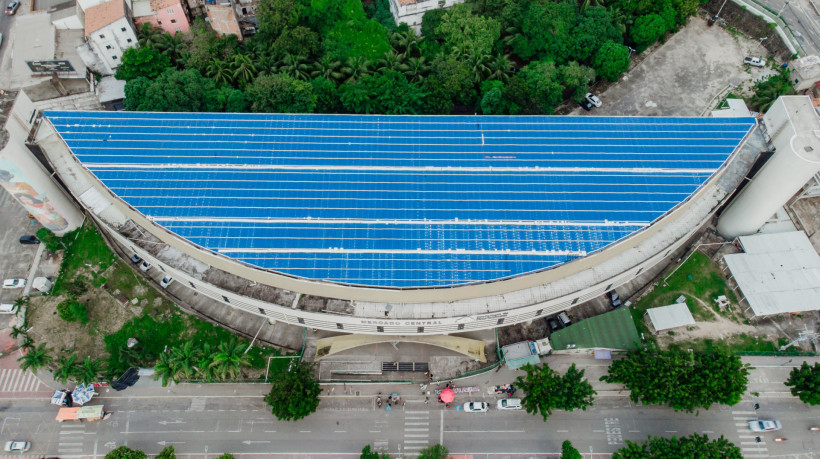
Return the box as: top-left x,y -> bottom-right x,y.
206,1 -> 241,40
388,0 -> 464,32
81,0 -> 138,75
789,55 -> 820,93
133,0 -> 191,35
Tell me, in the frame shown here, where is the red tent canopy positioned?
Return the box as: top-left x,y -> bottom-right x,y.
440,388 -> 455,403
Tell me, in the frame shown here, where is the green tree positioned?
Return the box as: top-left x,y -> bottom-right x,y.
340,56 -> 373,83
519,60 -> 565,114
76,356 -> 106,384
514,0 -> 577,62
561,440 -> 582,459
225,89 -> 248,112
206,59 -> 234,86
417,444 -> 449,459
311,56 -> 345,83
630,13 -> 666,50
277,53 -> 313,81
436,4 -> 501,57
612,433 -> 742,459
113,48 -> 170,81
785,361 -> 820,405
559,62 -> 596,101
399,56 -> 429,84
515,363 -> 596,421
13,295 -> 29,311
209,339 -> 251,381
156,445 -> 176,459
256,0 -> 307,38
592,40 -> 630,82
53,353 -> 79,384
105,446 -> 147,459
124,69 -> 224,112
264,361 -> 321,421
480,80 -> 505,114
273,26 -> 320,59
749,68 -> 795,112
231,54 -> 259,87
214,454 -> 235,459
360,445 -> 391,458
571,5 -> 623,62
601,348 -> 750,413
324,17 -> 391,62
245,74 -> 317,113
155,33 -> 186,66
18,342 -> 53,373
420,9 -> 447,40
57,298 -> 90,325
137,23 -> 163,49
339,70 -> 425,115
312,77 -> 342,113
153,352 -> 175,386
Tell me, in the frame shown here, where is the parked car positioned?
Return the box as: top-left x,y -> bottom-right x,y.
19,235 -> 39,244
463,401 -> 488,413
130,254 -> 141,264
139,261 -> 150,272
0,303 -> 18,314
585,93 -> 602,108
497,398 -> 522,410
3,278 -> 26,289
744,56 -> 765,67
546,316 -> 561,333
557,312 -> 572,327
160,276 -> 173,288
5,1 -> 19,14
608,290 -> 622,309
749,420 -> 781,431
580,99 -> 593,111
4,441 -> 30,452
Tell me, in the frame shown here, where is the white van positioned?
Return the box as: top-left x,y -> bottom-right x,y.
0,303 -> 18,314
497,398 -> 522,410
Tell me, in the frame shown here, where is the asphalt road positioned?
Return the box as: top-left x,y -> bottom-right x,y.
1,392 -> 818,458
751,0 -> 820,55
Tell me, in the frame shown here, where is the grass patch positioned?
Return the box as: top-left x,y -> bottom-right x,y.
53,223 -> 117,296
669,334 -> 786,353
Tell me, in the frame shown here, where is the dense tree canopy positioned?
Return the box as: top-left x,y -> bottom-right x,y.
122,0 -> 703,115
785,361 -> 820,405
264,361 -> 321,421
612,433 -> 742,459
600,349 -> 750,413
515,363 -> 596,421
105,446 -> 147,459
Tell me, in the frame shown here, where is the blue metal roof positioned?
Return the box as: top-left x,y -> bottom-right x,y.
45,111 -> 756,288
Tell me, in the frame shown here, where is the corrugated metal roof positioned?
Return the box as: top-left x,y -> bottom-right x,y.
647,303 -> 695,331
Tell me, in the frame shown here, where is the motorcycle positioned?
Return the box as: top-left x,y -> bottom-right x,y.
774,438 -> 787,442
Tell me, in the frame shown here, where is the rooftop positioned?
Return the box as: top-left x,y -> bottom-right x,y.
45,111 -> 755,289
84,0 -> 125,36
549,307 -> 641,351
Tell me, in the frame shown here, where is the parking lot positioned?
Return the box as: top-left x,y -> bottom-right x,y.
578,17 -> 778,116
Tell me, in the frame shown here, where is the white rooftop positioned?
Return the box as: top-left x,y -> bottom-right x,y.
647,303 -> 695,331
724,231 -> 820,316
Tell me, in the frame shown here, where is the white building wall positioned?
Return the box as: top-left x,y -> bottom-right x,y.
389,0 -> 464,31
87,17 -> 138,74
717,96 -> 820,238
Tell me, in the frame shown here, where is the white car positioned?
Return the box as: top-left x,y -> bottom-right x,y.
160,276 -> 173,288
744,56 -> 765,67
749,420 -> 781,431
0,303 -> 18,314
2,278 -> 26,289
139,261 -> 151,272
463,401 -> 488,412
585,93 -> 602,108
497,398 -> 522,410
4,441 -> 30,452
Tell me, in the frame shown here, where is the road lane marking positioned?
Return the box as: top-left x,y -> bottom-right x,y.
629,430 -> 640,433
264,430 -> 276,433
405,422 -> 429,425
334,431 -> 346,433
733,417 -> 749,420
735,423 -> 748,427
444,430 -> 525,433
405,428 -> 429,431
405,434 -> 428,438
665,430 -> 677,433
732,411 -> 756,415
557,430 -> 569,433
369,431 -> 380,433
738,435 -> 757,438
404,440 -> 430,444
299,430 -> 311,433
702,430 -> 713,433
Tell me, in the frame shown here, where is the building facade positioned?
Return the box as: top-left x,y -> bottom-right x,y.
82,0 -> 138,75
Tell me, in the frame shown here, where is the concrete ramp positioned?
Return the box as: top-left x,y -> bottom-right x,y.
315,334 -> 487,363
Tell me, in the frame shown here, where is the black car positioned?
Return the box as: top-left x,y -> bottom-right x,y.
608,290 -> 622,309
580,100 -> 593,111
546,317 -> 562,333
19,235 -> 39,245
130,254 -> 141,263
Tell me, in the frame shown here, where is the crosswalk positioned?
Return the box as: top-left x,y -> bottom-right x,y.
732,410 -> 769,458
57,423 -> 86,455
403,410 -> 431,454
0,369 -> 43,393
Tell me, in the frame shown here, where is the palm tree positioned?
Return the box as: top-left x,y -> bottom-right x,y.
169,342 -> 201,381
13,296 -> 29,309
311,56 -> 344,82
206,59 -> 233,86
155,33 -> 185,67
153,352 -> 175,387
53,353 -> 79,385
18,343 -> 52,374
486,53 -> 515,83
375,51 -> 404,74
277,54 -> 312,81
231,54 -> 258,87
390,29 -> 423,58
9,324 -> 25,340
75,356 -> 105,384
137,23 -> 163,49
196,343 -> 216,381
341,56 -> 372,84
466,51 -> 492,85
21,335 -> 33,350
209,339 -> 251,381
399,56 -> 429,84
